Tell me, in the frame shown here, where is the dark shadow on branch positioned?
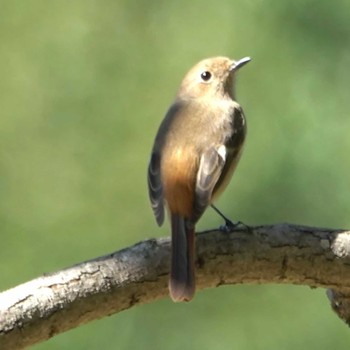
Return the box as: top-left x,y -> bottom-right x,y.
1,223 -> 350,349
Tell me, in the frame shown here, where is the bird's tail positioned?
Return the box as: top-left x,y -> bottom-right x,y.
169,213 -> 195,302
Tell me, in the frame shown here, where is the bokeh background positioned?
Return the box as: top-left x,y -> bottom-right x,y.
1,0 -> 350,349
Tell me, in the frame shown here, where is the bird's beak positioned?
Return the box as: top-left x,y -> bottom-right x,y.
230,57 -> 251,72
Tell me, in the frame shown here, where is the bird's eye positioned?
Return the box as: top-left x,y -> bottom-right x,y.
200,71 -> 212,82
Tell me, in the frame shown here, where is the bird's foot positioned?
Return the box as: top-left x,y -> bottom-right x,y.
210,204 -> 250,233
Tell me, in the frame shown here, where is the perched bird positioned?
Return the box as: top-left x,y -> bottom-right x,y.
148,56 -> 251,302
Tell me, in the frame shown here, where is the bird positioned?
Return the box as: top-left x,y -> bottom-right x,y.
147,56 -> 251,302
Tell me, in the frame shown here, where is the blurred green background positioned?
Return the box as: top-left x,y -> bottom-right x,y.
1,0 -> 350,349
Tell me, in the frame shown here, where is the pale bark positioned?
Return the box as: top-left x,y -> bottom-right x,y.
1,223 -> 350,349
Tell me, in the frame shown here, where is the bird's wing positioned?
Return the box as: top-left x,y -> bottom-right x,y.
193,145 -> 226,222
148,151 -> 164,226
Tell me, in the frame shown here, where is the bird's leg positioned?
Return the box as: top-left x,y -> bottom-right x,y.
210,204 -> 246,232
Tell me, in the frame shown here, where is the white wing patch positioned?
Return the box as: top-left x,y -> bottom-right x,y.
193,146 -> 226,222
217,145 -> 227,162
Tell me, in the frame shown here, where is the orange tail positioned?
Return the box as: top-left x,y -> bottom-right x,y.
169,213 -> 195,302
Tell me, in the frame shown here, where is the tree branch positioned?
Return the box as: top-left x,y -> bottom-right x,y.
1,223 -> 350,349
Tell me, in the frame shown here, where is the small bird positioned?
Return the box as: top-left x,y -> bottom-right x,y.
148,56 -> 251,302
